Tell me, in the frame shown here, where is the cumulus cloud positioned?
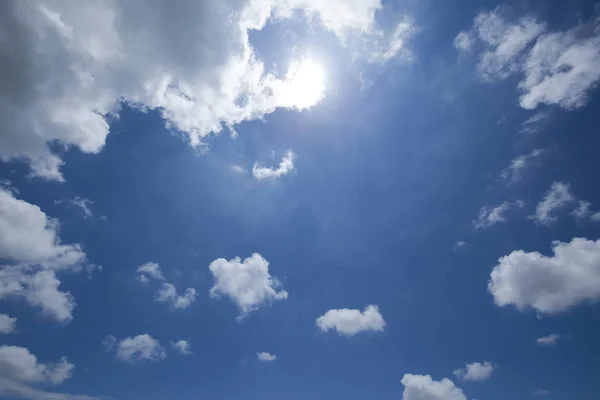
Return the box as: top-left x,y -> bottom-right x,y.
458,7 -> 600,110
115,334 -> 166,363
209,253 -> 288,317
136,262 -> 165,282
473,202 -> 512,229
170,340 -> 192,355
454,31 -> 474,52
0,0 -> 412,180
500,149 -> 543,183
530,182 -> 575,225
0,314 -> 16,334
536,333 -> 561,346
156,283 -> 197,310
452,361 -> 495,381
0,345 -> 74,385
256,352 -> 276,361
401,374 -> 467,400
252,150 -> 296,180
488,237 -> 600,314
316,305 -> 385,336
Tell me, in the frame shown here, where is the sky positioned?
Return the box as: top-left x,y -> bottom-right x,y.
1,0 -> 600,399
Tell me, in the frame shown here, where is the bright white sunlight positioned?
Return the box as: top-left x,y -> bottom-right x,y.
283,58 -> 326,110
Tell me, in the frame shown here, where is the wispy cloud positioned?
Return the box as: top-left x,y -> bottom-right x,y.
252,151 -> 296,180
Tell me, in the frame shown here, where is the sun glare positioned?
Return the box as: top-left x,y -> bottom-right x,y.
284,59 -> 326,110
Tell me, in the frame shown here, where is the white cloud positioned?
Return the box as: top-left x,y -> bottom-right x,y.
454,31 -> 474,52
56,197 -> 93,219
101,335 -> 116,351
454,241 -> 467,251
520,111 -> 550,134
252,150 -> 296,180
256,352 -> 276,361
115,334 -> 166,363
592,212 -> 600,222
0,314 -> 16,334
401,374 -> 467,400
316,305 -> 385,336
536,333 -> 561,346
452,361 -> 495,381
460,7 -> 600,110
136,262 -> 165,282
500,149 -> 543,183
533,388 -> 552,396
0,0 -> 411,180
0,375 -> 102,400
488,237 -> 600,314
0,189 -> 86,270
209,253 -> 288,316
170,340 -> 192,355
530,182 -> 575,225
230,165 -> 247,174
473,202 -> 511,229
572,201 -> 592,220
0,345 -> 74,385
156,283 -> 197,310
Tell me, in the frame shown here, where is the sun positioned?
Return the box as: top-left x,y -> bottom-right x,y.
284,58 -> 326,110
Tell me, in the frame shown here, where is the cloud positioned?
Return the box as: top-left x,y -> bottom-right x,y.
459,8 -> 600,110
519,111 -> 550,134
170,340 -> 192,355
500,149 -> 543,183
252,150 -> 296,180
156,283 -> 197,310
0,345 -> 73,385
101,335 -> 116,351
230,165 -> 247,174
136,262 -> 165,282
536,333 -> 561,346
115,334 -> 166,363
454,31 -> 474,52
533,388 -> 552,396
0,375 -> 103,400
209,253 -> 288,317
530,182 -> 575,225
592,212 -> 600,222
0,315 -> 16,334
55,198 -> 93,219
316,305 -> 385,336
0,189 -> 86,270
452,361 -> 495,381
454,241 -> 467,251
256,352 -> 276,362
0,0 -> 410,180
488,237 -> 600,314
401,374 -> 467,400
473,202 -> 512,230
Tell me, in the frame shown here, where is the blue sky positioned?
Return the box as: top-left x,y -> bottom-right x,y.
1,1 -> 600,400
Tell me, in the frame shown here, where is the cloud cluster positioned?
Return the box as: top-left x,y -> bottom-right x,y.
489,237 -> 600,314
452,361 -> 495,381
0,314 -> 17,334
457,7 -> 600,110
115,334 -> 166,363
0,0 -> 412,180
0,188 -> 94,322
252,150 -> 296,180
316,305 -> 385,336
0,345 -> 74,385
136,262 -> 196,310
401,374 -> 467,400
209,253 -> 288,317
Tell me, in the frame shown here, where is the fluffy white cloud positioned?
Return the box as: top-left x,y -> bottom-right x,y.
115,334 -> 166,363
0,375 -> 102,400
454,31 -> 473,52
530,182 -> 574,225
256,352 -> 276,361
252,150 -> 296,180
156,283 -> 197,310
0,314 -> 16,334
136,262 -> 165,282
536,333 -> 561,346
452,361 -> 495,381
488,237 -> 600,314
316,305 -> 385,336
0,0 -> 411,180
209,253 -> 288,316
0,189 -> 86,269
101,335 -> 116,351
500,149 -> 543,183
459,8 -> 600,110
0,345 -> 73,385
170,340 -> 192,355
401,374 -> 467,400
473,202 -> 512,229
